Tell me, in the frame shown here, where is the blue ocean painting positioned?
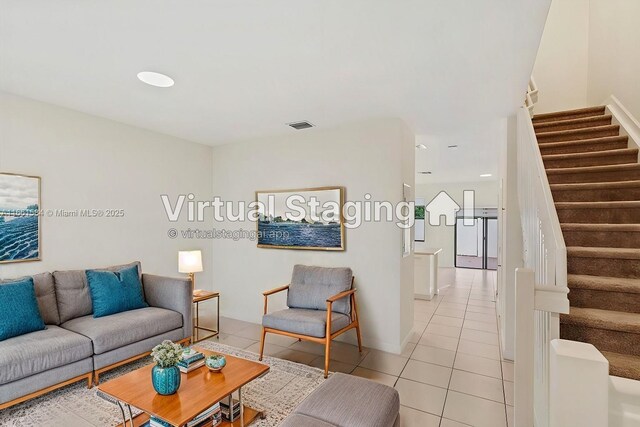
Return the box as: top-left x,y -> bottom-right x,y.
0,215 -> 39,261
0,173 -> 41,263
258,222 -> 342,248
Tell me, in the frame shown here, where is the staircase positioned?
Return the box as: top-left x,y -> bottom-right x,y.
533,106 -> 640,381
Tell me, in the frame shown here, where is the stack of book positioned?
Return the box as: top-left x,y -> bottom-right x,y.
146,416 -> 172,427
177,348 -> 205,373
186,402 -> 222,427
220,399 -> 241,422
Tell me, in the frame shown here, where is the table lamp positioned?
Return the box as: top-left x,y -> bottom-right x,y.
178,250 -> 203,294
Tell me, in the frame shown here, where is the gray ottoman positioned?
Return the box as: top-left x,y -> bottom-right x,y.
281,373 -> 400,427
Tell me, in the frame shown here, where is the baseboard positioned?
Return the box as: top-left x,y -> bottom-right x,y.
604,95 -> 640,156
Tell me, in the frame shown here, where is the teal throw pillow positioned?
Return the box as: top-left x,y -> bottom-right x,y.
0,278 -> 46,341
86,265 -> 148,318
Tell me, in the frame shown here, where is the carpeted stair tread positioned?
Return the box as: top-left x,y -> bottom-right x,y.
542,148 -> 638,168
546,164 -> 640,184
533,106 -> 606,123
601,351 -> 640,381
561,223 -> 640,248
555,201 -> 640,210
538,135 -> 629,155
567,246 -> 640,260
534,115 -> 612,132
543,148 -> 638,162
568,274 -> 640,294
560,307 -> 640,334
551,180 -> 640,191
562,223 -> 640,232
536,125 -> 620,143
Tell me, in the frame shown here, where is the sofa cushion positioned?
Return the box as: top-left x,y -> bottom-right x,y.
53,261 -> 141,323
86,265 -> 147,318
294,373 -> 400,427
288,265 -> 353,315
0,278 -> 46,341
280,413 -> 336,427
262,309 -> 351,338
0,272 -> 60,325
61,307 -> 182,354
0,325 -> 92,384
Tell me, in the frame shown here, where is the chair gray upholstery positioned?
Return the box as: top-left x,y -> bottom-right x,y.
263,309 -> 351,338
284,373 -> 400,427
288,265 -> 353,315
0,325 -> 92,384
53,261 -> 141,323
1,272 -> 60,325
61,307 -> 182,354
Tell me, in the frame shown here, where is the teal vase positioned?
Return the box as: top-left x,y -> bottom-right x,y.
152,365 -> 181,395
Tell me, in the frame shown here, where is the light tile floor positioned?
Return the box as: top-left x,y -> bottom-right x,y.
199,267 -> 513,427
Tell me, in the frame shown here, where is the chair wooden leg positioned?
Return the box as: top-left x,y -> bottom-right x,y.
352,293 -> 363,352
324,338 -> 331,379
259,327 -> 267,361
94,371 -> 100,386
87,373 -> 93,389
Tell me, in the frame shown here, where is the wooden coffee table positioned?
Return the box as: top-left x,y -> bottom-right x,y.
97,348 -> 269,427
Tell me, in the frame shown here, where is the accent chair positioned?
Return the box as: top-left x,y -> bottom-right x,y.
259,265 -> 362,378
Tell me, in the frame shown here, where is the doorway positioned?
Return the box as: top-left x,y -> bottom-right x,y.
454,208 -> 498,270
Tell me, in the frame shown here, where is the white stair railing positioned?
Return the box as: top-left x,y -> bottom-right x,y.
515,80 -> 570,427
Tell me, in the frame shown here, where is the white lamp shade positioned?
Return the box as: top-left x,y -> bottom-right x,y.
178,250 -> 203,273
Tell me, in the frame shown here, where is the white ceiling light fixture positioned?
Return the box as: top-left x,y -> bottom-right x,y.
416,144 -> 427,149
480,173 -> 493,177
137,71 -> 174,88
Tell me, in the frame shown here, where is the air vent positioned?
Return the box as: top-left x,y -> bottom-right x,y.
288,121 -> 314,130
419,171 -> 432,175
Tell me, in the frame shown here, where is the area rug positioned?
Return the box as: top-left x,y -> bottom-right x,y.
0,341 -> 328,427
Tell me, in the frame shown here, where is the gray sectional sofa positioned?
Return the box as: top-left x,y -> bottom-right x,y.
0,262 -> 192,409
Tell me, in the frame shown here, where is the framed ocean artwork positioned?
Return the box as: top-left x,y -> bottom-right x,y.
0,173 -> 41,263
256,186 -> 345,251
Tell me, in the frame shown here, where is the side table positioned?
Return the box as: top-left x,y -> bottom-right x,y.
192,290 -> 220,343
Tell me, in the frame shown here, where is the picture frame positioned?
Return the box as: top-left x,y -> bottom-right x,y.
255,186 -> 345,251
0,172 -> 42,264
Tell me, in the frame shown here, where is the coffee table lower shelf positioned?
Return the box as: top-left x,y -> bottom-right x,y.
115,405 -> 264,427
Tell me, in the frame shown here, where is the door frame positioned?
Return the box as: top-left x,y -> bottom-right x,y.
454,212 -> 498,270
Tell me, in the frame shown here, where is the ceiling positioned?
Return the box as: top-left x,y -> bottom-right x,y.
415,120 -> 504,184
0,1 -> 550,150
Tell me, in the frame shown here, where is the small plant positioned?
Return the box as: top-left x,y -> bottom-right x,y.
151,340 -> 183,368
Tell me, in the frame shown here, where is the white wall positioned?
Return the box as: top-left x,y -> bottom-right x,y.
587,0 -> 640,120
532,0 -> 590,114
0,92 -> 214,288
533,0 -> 640,120
211,119 -> 415,353
416,181 -> 499,268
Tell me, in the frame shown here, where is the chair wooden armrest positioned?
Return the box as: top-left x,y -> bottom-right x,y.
263,284 -> 289,315
263,285 -> 289,296
326,288 -> 356,303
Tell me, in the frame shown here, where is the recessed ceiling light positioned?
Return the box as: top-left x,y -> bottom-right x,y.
416,144 -> 427,149
447,145 -> 458,149
480,173 -> 492,177
137,71 -> 174,88
419,171 -> 432,175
